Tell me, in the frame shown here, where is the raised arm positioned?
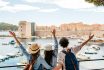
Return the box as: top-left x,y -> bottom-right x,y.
72,34 -> 94,54
51,29 -> 58,66
79,34 -> 94,49
9,31 -> 29,57
51,29 -> 58,50
9,31 -> 21,45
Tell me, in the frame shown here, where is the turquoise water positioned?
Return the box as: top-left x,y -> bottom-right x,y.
0,37 -> 104,70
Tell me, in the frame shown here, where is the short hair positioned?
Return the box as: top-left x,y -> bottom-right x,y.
59,37 -> 69,48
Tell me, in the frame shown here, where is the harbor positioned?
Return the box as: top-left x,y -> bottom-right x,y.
0,33 -> 104,70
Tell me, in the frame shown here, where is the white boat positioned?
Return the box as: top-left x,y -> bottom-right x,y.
76,54 -> 90,60
17,63 -> 26,65
17,60 -> 27,68
85,48 -> 97,54
90,45 -> 100,51
77,39 -> 83,43
2,43 -> 9,45
85,52 -> 97,54
70,35 -> 79,39
27,42 -> 35,45
15,52 -> 23,57
7,53 -> 16,58
0,55 -> 9,62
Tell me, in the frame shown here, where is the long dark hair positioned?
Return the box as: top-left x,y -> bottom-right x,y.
44,50 -> 53,66
24,51 -> 40,70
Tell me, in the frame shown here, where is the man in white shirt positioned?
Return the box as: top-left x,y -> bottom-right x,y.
53,34 -> 94,70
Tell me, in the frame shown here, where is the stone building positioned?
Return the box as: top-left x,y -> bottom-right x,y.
18,21 -> 35,38
18,21 -> 104,38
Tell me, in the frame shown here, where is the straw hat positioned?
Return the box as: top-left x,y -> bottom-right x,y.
27,43 -> 40,54
44,44 -> 53,51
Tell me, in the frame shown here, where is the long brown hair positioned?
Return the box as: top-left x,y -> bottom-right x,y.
30,50 -> 40,63
24,51 -> 40,70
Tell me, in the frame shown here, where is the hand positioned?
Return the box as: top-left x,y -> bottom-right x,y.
51,29 -> 56,36
24,64 -> 30,70
89,34 -> 94,40
28,64 -> 34,70
9,31 -> 16,37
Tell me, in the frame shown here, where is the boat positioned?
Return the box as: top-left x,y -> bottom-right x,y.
27,42 -> 35,45
2,43 -> 9,45
84,48 -> 97,54
15,52 -> 23,57
85,52 -> 97,54
7,53 -> 16,58
76,54 -> 90,60
77,39 -> 83,43
17,60 -> 27,68
92,46 -> 100,51
9,40 -> 15,45
16,63 -> 26,68
0,55 -> 9,62
98,43 -> 104,46
90,45 -> 100,51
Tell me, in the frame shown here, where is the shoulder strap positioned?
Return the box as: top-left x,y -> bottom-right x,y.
62,49 -> 71,54
62,50 -> 76,70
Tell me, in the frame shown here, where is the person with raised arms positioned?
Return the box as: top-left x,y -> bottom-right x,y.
9,31 -> 52,70
53,34 -> 94,70
44,29 -> 58,67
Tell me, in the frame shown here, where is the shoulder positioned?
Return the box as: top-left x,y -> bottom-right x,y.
57,51 -> 66,60
38,55 -> 43,60
59,51 -> 66,56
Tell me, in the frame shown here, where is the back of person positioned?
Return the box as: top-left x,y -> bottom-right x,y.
44,44 -> 56,67
44,50 -> 53,66
53,35 -> 94,70
62,49 -> 79,70
31,55 -> 52,70
9,31 -> 52,70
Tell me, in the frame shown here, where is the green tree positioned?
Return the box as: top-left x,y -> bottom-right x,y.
0,22 -> 18,31
85,0 -> 104,6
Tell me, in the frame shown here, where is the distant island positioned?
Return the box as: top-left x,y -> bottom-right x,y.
0,22 -> 18,31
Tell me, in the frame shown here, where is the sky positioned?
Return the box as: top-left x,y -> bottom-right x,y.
0,0 -> 104,26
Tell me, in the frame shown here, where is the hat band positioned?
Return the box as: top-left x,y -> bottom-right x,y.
30,47 -> 39,52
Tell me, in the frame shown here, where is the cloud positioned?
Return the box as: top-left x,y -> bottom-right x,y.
78,7 -> 104,12
54,0 -> 94,9
39,8 -> 58,12
0,0 -> 9,7
25,0 -> 94,9
0,4 -> 40,13
0,4 -> 58,13
25,0 -> 104,13
25,0 -> 55,3
0,0 -> 58,13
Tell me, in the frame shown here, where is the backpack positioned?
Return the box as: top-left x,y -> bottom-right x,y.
62,49 -> 79,70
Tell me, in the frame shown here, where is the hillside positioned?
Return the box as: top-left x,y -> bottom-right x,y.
0,22 -> 18,31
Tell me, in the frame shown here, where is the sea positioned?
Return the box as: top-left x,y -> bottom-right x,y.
0,31 -> 104,70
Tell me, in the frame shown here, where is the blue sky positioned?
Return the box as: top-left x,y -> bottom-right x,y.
0,0 -> 104,26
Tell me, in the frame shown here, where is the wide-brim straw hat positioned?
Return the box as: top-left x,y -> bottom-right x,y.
27,43 -> 40,54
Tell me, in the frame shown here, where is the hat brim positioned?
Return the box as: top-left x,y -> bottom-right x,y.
27,47 -> 40,54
